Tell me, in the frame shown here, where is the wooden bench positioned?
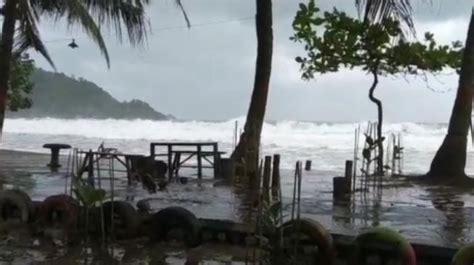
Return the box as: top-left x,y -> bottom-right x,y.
150,142 -> 224,179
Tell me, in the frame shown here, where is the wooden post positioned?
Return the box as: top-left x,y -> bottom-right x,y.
172,152 -> 181,178
167,145 -> 173,180
262,156 -> 272,203
305,160 -> 312,171
271,154 -> 280,199
87,150 -> 94,187
333,177 -> 349,201
150,143 -> 155,158
125,156 -> 132,185
345,160 -> 353,192
197,145 -> 202,179
213,143 -> 219,178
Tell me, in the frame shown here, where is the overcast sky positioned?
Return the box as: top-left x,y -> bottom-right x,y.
31,0 -> 474,122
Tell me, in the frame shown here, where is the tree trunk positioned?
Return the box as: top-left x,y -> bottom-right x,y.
427,11 -> 474,183
231,0 -> 273,178
0,0 -> 17,138
369,71 -> 384,175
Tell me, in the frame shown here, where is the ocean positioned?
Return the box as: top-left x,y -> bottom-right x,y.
1,117 -> 473,175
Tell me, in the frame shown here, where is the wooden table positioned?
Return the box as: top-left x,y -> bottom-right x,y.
77,150 -> 145,186
150,142 -> 222,179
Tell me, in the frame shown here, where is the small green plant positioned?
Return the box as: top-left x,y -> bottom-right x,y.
260,201 -> 285,239
73,178 -> 108,245
73,178 -> 107,208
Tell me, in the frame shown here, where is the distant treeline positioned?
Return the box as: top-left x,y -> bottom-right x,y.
8,68 -> 171,120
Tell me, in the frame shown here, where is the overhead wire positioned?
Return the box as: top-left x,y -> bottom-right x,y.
42,15 -> 255,44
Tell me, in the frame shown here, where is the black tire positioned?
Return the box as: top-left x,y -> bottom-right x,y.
279,218 -> 336,265
150,206 -> 201,247
351,227 -> 416,265
0,189 -> 33,223
452,243 -> 474,265
31,200 -> 43,221
40,194 -> 80,230
102,201 -> 140,239
11,189 -> 34,221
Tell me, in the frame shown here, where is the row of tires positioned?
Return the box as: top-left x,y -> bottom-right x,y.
1,189 -> 473,264
0,189 -> 201,246
281,218 -> 474,265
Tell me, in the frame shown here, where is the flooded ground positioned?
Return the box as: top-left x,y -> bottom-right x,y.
0,149 -> 473,264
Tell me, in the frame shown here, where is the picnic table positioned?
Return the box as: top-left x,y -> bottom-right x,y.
150,142 -> 224,179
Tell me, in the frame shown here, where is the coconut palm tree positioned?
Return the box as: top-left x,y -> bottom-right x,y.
428,12 -> 474,183
232,0 -> 415,178
0,0 -> 190,136
231,0 -> 273,179
359,1 -> 474,183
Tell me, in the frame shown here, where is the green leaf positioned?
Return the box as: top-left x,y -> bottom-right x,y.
73,179 -> 107,207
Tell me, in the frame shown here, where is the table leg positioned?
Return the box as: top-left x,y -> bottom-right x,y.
197,145 -> 202,179
168,145 -> 173,180
49,148 -> 60,168
213,143 -> 219,178
125,156 -> 132,185
88,150 -> 95,187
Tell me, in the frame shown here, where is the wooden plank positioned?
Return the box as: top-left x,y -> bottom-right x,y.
168,151 -> 225,155
150,142 -> 218,146
179,165 -> 214,169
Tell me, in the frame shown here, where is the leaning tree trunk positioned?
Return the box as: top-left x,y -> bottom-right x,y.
427,11 -> 474,183
369,71 -> 384,175
0,0 -> 17,138
231,0 -> 273,178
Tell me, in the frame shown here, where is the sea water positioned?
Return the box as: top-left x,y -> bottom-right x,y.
2,117 -> 472,174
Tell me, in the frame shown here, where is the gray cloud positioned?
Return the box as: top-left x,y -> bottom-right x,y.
29,0 -> 472,122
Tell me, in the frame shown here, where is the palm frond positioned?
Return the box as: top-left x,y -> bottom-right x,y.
30,0 -> 110,68
75,0 -> 151,45
59,0 -> 110,68
174,0 -> 191,28
355,0 -> 414,35
15,0 -> 56,70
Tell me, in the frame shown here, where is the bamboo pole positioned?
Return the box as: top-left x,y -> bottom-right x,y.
262,156 -> 272,203
271,154 -> 280,199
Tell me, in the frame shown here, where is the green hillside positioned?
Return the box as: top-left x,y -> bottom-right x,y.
9,68 -> 171,120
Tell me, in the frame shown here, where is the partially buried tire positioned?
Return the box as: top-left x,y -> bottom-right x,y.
101,200 -> 140,239
451,244 -> 474,265
0,189 -> 33,223
279,218 -> 336,265
40,194 -> 80,230
352,227 -> 416,265
150,206 -> 201,247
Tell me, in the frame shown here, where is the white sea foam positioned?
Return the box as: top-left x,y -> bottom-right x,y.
1,117 -> 472,173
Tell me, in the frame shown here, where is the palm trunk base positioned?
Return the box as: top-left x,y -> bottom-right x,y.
427,135 -> 472,184
231,131 -> 260,183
